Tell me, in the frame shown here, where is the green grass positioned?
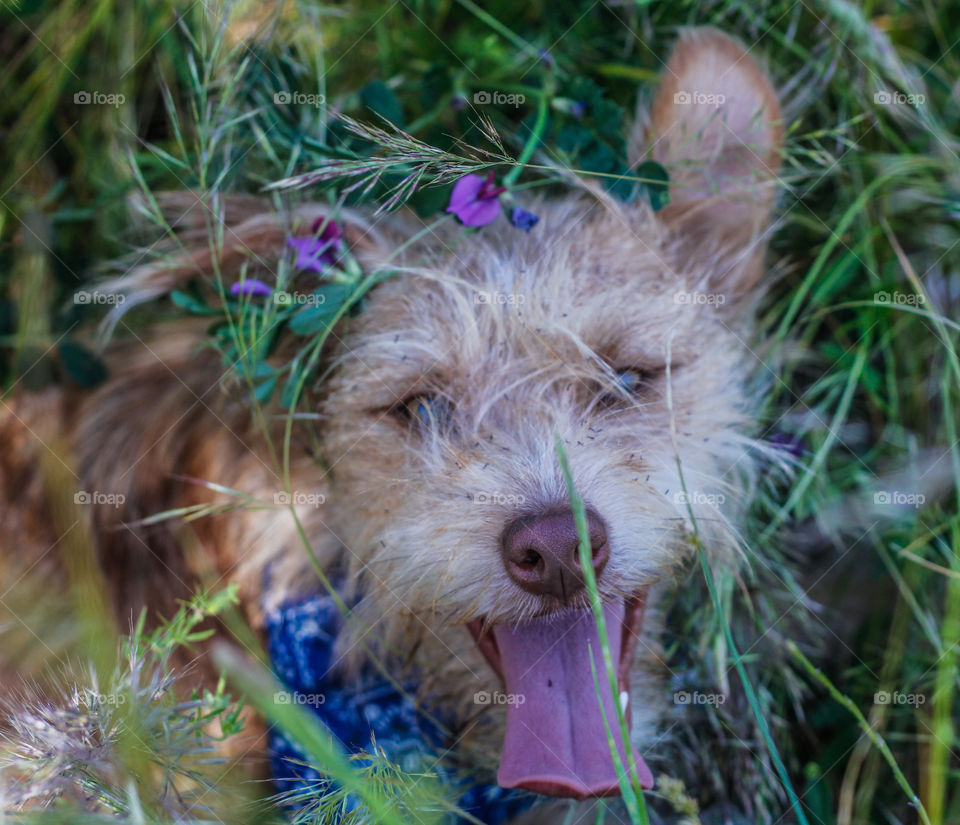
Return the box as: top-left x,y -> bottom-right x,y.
2,0 -> 960,823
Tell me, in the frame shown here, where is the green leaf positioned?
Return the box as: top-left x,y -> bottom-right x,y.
578,141 -> 617,173
250,361 -> 276,380
288,284 -> 353,336
171,289 -> 219,316
280,369 -> 302,410
635,160 -> 670,211
361,80 -> 403,127
58,339 -> 108,388
253,375 -> 277,404
555,123 -> 593,154
606,163 -> 640,204
566,76 -> 605,109
245,361 -> 278,403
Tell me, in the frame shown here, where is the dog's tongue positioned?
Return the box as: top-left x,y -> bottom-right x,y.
492,601 -> 654,798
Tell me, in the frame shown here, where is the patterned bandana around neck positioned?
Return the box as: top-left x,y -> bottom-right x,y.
264,582 -> 534,824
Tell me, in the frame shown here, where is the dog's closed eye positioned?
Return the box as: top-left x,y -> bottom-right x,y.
614,368 -> 653,393
598,367 -> 662,408
392,393 -> 454,429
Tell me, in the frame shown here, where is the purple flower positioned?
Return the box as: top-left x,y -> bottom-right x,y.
229,278 -> 272,297
446,172 -> 506,227
569,100 -> 588,119
288,218 -> 342,273
509,207 -> 540,232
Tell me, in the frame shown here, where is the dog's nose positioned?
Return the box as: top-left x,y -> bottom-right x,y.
500,509 -> 609,600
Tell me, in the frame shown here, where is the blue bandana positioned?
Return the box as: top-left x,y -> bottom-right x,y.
265,588 -> 534,823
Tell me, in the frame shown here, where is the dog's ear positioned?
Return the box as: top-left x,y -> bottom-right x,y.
639,29 -> 783,297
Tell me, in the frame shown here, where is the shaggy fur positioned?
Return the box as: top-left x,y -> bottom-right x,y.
0,28 -> 786,817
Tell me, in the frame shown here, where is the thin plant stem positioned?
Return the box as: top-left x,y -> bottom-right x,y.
788,641 -> 932,825
556,438 -> 650,825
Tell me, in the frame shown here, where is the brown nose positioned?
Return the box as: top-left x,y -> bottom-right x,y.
500,508 -> 609,600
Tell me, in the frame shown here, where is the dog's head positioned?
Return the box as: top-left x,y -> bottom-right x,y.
320,29 -> 783,798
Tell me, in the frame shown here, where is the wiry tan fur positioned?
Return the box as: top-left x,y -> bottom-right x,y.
0,29 -> 786,806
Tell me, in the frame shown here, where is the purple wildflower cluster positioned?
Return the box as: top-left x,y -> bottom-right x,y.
230,218 -> 344,298
446,172 -> 539,231
232,172 -> 538,299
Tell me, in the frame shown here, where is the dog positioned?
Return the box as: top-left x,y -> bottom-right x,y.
0,27 -> 784,817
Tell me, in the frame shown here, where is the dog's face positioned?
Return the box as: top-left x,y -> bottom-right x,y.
321,30 -> 782,799
325,207 -> 749,603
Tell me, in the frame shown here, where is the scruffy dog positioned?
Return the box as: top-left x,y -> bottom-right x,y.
1,29 -> 783,815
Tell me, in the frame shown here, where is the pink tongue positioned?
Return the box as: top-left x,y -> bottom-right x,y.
492,601 -> 654,799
